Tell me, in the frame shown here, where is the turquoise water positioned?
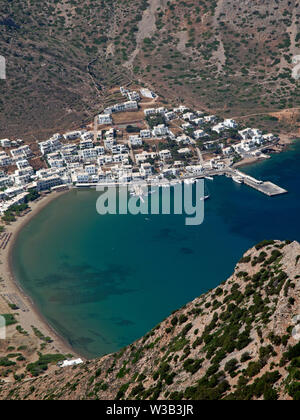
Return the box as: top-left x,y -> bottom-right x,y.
12,141 -> 300,358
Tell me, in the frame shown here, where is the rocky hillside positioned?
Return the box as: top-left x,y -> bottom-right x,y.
1,0 -> 300,140
0,240 -> 299,400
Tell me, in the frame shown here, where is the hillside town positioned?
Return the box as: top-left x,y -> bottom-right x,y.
0,86 -> 280,215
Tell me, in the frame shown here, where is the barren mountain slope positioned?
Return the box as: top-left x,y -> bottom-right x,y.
0,240 -> 299,400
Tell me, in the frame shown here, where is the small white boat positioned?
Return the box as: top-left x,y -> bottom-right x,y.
184,178 -> 196,185
205,176 -> 214,181
232,176 -> 243,184
200,195 -> 210,201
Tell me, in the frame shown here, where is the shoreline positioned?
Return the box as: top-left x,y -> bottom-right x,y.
233,135 -> 298,169
0,136 -> 298,363
0,189 -> 82,360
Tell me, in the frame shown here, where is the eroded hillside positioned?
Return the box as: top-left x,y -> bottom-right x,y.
0,240 -> 299,400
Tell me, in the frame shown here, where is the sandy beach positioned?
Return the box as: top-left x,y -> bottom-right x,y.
0,190 -> 79,359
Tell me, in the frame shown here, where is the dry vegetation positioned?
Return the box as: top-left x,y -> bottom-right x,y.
0,0 -> 300,142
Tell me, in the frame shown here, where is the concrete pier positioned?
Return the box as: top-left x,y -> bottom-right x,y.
223,169 -> 288,196
242,179 -> 287,196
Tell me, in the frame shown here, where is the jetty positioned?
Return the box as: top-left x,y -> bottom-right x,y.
221,169 -> 287,197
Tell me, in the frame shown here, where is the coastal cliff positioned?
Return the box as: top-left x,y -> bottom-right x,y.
0,240 -> 299,400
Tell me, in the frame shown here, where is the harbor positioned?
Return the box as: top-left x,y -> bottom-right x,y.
74,165 -> 288,198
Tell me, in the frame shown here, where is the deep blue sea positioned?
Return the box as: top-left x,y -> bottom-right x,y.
12,140 -> 300,358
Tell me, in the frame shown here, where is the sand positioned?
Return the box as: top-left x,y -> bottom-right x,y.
0,190 -> 79,358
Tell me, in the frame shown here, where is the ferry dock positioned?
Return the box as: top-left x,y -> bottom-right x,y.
206,168 -> 288,197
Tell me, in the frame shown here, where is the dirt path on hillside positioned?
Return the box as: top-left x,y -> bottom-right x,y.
212,0 -> 226,72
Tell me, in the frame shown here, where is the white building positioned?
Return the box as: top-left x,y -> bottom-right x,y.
186,165 -> 203,175
39,137 -> 62,155
183,112 -> 196,121
98,113 -> 112,125
239,128 -> 262,140
223,119 -> 238,129
0,152 -> 12,166
173,105 -> 188,113
153,124 -> 169,137
194,118 -> 205,126
129,135 -> 143,147
76,172 -> 90,183
182,123 -> 193,130
104,138 -> 115,150
127,91 -> 140,101
165,111 -> 176,121
178,148 -> 191,155
194,130 -> 209,139
159,149 -> 172,161
79,148 -> 98,161
16,159 -> 30,170
58,359 -> 83,368
212,123 -> 226,134
140,163 -> 152,177
176,135 -> 194,145
63,131 -> 82,141
80,139 -> 94,150
135,152 -> 157,164
111,144 -> 128,154
105,101 -> 138,114
0,139 -> 11,148
36,176 -> 63,191
85,164 -> 97,175
11,145 -> 32,159
48,158 -> 65,168
140,129 -> 152,139
144,108 -> 156,117
204,115 -> 217,123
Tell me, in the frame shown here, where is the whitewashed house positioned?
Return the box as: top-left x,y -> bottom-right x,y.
140,163 -> 152,178
182,123 -> 193,130
104,138 -> 115,150
186,165 -> 203,175
212,123 -> 226,134
204,115 -> 217,123
144,108 -> 156,117
11,145 -> 32,159
223,119 -> 238,129
194,130 -> 209,139
129,136 -> 143,147
183,112 -> 196,122
63,131 -> 82,141
98,113 -> 112,125
80,139 -> 94,150
159,149 -> 172,161
153,124 -> 169,137
140,129 -> 151,139
135,152 -> 157,164
0,152 -> 12,166
178,148 -> 191,155
79,148 -> 98,161
16,159 -> 30,170
0,139 -> 11,148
